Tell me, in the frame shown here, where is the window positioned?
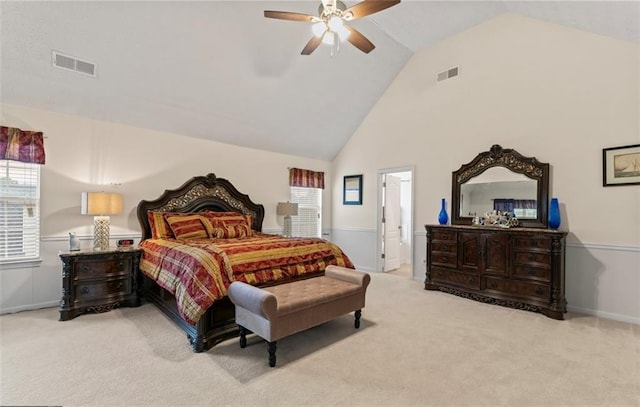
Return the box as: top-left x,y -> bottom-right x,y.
0,160 -> 40,264
290,186 -> 321,238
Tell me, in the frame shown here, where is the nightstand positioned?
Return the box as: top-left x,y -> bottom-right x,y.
59,247 -> 142,321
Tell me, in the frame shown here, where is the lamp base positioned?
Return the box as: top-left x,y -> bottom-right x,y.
283,216 -> 292,238
93,216 -> 111,251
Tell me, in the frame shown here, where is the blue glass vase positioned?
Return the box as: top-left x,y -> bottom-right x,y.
438,198 -> 448,225
548,197 -> 561,229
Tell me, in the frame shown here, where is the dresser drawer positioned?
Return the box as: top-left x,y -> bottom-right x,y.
484,276 -> 550,301
513,251 -> 551,267
74,277 -> 132,302
432,229 -> 457,242
513,265 -> 551,282
432,268 -> 480,290
430,252 -> 458,269
73,257 -> 132,280
512,236 -> 551,251
431,241 -> 457,254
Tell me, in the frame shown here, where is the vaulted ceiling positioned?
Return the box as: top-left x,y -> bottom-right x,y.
1,1 -> 638,161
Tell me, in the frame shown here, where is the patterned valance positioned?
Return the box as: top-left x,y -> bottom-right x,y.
0,126 -> 46,164
289,167 -> 325,189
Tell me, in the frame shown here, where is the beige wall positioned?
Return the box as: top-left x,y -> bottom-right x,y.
2,104 -> 332,238
332,13 -> 639,247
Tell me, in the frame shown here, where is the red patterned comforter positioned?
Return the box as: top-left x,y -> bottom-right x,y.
139,233 -> 354,325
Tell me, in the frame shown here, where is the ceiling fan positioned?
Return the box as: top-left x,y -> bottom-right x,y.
264,0 -> 401,55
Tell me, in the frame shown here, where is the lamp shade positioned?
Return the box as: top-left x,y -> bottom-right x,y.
277,202 -> 298,216
81,192 -> 123,216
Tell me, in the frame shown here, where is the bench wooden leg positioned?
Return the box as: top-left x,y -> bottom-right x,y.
354,309 -> 362,329
268,341 -> 277,367
238,325 -> 247,348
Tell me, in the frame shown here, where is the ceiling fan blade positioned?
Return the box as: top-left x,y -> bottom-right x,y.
345,26 -> 375,53
264,10 -> 317,22
301,36 -> 323,55
343,0 -> 401,20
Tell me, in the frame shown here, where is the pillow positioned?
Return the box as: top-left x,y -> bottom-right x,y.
201,211 -> 254,239
148,211 -> 176,239
165,214 -> 208,240
206,222 -> 253,239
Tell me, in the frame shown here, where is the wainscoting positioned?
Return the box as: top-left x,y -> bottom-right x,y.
331,228 -> 640,325
2,230 -> 639,325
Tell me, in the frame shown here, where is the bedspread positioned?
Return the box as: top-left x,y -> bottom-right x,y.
139,233 -> 354,325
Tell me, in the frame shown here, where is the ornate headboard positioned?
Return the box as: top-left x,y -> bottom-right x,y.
137,173 -> 265,240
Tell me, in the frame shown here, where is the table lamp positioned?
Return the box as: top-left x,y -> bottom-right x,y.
81,192 -> 123,250
277,202 -> 298,237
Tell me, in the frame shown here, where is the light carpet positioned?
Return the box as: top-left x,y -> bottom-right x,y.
1,272 -> 639,407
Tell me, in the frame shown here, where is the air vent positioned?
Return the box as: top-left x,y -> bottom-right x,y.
437,66 -> 459,82
52,51 -> 97,77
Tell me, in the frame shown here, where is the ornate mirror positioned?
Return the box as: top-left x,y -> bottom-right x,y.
451,145 -> 549,228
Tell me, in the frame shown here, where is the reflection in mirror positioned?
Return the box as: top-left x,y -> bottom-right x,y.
460,167 -> 538,219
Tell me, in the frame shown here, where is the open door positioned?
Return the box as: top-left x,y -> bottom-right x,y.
378,168 -> 413,277
383,174 -> 401,271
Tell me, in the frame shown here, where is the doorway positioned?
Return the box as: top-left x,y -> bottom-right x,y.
377,167 -> 413,278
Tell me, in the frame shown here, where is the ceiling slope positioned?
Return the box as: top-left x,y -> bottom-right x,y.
1,1 -> 638,160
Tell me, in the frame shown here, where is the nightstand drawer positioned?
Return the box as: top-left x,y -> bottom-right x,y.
74,277 -> 132,301
74,257 -> 131,280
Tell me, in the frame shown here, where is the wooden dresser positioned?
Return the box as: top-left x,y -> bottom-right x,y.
425,224 -> 567,319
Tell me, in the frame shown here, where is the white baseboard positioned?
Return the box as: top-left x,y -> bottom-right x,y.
567,305 -> 640,325
1,301 -> 59,315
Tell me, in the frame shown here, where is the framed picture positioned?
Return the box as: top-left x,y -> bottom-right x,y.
343,174 -> 363,205
603,144 -> 640,186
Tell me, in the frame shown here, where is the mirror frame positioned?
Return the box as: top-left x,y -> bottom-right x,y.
451,144 -> 550,228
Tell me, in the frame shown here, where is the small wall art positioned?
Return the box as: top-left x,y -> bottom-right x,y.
343,174 -> 363,205
603,144 -> 640,186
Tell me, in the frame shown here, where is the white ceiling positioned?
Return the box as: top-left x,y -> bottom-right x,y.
1,1 -> 638,161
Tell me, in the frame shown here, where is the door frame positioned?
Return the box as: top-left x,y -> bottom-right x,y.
376,166 -> 414,275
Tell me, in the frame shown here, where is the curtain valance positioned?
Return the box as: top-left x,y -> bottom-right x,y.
289,167 -> 325,189
0,126 -> 46,164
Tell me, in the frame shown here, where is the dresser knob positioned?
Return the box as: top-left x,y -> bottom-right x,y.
490,281 -> 497,288
80,287 -> 90,295
535,287 -> 543,295
441,257 -> 447,263
117,262 -> 125,270
116,282 -> 124,289
530,239 -> 538,246
468,277 -> 475,284
81,265 -> 90,272
528,253 -> 536,261
528,268 -> 536,275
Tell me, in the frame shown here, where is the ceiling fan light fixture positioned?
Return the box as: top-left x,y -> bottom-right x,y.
264,0 -> 401,55
337,26 -> 350,41
322,31 -> 335,45
328,15 -> 344,31
312,21 -> 326,37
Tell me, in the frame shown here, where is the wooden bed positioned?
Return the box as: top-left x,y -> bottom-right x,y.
136,173 -> 327,352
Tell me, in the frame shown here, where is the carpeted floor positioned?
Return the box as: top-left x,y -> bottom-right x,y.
1,272 -> 638,407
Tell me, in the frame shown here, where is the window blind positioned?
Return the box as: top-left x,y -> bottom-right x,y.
0,160 -> 40,263
290,186 -> 321,238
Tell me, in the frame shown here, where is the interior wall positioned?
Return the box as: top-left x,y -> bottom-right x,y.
330,13 -> 639,322
0,104 -> 331,313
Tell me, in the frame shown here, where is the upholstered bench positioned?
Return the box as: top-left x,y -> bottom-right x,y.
227,265 -> 371,367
